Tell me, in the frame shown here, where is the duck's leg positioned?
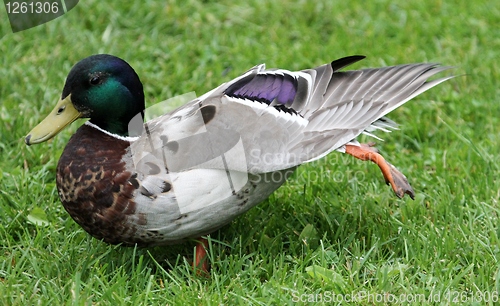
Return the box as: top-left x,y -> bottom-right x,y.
193,237 -> 209,275
345,143 -> 415,199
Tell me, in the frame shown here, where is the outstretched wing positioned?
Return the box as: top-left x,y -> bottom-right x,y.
132,56 -> 453,174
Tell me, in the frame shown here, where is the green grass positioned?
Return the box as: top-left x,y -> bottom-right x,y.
1,0 -> 499,304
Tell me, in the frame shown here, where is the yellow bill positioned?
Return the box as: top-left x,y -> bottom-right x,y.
25,94 -> 82,145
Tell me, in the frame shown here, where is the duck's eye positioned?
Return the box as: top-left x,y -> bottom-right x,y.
89,76 -> 102,85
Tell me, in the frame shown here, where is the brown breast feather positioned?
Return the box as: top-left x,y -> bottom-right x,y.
56,124 -> 142,245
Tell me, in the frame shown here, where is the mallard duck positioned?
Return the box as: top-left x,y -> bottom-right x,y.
26,54 -> 452,271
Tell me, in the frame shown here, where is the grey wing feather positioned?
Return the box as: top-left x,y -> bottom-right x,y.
133,56 -> 454,173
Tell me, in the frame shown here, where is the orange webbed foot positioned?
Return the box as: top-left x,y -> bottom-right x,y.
345,143 -> 415,199
193,237 -> 210,276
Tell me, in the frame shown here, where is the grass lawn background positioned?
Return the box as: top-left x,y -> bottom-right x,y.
1,0 -> 499,304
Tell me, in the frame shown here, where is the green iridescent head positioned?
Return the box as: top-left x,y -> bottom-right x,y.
26,54 -> 145,145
